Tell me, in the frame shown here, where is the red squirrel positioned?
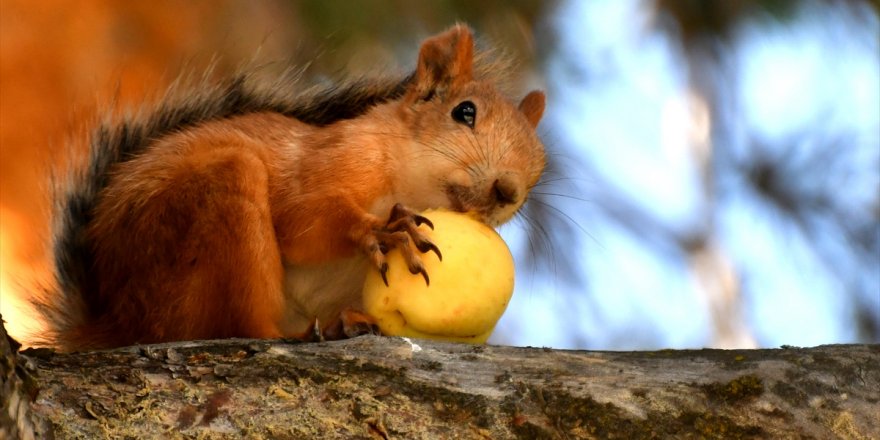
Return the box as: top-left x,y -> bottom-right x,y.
40,24 -> 546,351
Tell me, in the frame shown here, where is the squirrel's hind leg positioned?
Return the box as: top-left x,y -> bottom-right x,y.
139,147 -> 285,342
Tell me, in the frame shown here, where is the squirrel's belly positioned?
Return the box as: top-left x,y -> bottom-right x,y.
281,257 -> 370,335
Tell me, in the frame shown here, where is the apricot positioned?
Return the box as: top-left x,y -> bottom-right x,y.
362,210 -> 514,343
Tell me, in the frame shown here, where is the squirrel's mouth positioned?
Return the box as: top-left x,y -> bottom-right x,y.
445,184 -> 468,214
444,184 -> 515,227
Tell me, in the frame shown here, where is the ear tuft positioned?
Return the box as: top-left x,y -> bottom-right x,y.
518,90 -> 546,128
410,24 -> 475,100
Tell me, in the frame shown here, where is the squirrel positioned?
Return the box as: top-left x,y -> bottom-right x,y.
37,24 -> 546,351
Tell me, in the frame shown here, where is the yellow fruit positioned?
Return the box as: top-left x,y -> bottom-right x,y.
362,210 -> 515,344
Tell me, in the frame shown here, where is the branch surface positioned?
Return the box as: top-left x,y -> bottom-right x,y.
12,336 -> 880,439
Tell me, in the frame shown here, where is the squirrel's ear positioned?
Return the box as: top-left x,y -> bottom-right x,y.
411,24 -> 475,100
518,90 -> 545,128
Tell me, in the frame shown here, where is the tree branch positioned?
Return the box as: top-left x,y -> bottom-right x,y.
4,323 -> 878,438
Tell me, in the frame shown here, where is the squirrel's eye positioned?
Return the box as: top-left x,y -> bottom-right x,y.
451,101 -> 476,128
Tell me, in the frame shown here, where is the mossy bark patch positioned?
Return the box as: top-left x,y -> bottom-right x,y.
700,374 -> 764,404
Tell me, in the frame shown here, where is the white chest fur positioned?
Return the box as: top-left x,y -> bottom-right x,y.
281,257 -> 370,335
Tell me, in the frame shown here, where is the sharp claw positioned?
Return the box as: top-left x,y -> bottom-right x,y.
311,318 -> 323,342
420,242 -> 442,261
407,264 -> 430,286
415,240 -> 441,260
414,214 -> 434,230
380,263 -> 389,286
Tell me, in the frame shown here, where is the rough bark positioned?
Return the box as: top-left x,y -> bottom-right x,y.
3,327 -> 878,439
2,319 -> 41,440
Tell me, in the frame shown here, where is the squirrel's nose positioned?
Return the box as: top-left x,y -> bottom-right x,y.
492,173 -> 520,206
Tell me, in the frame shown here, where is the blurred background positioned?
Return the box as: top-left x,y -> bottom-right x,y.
1,0 -> 878,350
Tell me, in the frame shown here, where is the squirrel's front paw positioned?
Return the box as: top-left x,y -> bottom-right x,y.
362,203 -> 441,286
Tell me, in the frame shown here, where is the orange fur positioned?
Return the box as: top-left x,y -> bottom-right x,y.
50,24 -> 547,350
